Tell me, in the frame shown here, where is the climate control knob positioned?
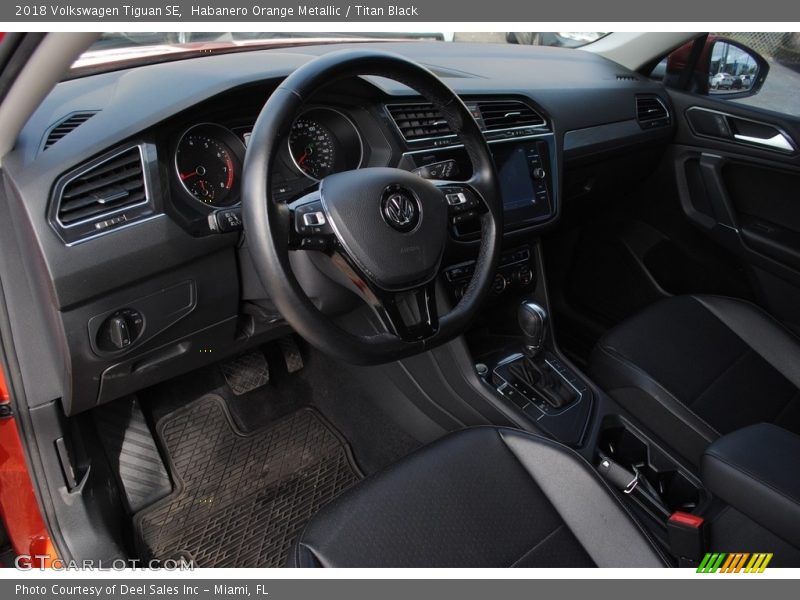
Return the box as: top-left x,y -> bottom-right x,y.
514,265 -> 534,287
492,273 -> 508,295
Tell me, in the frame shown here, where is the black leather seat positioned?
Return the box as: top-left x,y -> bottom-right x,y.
590,295 -> 800,466
288,427 -> 667,567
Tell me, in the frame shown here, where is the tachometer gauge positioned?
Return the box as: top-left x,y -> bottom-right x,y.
175,124 -> 244,207
289,118 -> 337,180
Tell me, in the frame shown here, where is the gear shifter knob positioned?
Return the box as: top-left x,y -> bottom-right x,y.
518,301 -> 548,358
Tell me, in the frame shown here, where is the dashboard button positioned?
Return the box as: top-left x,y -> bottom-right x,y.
492,273 -> 507,295
514,265 -> 534,286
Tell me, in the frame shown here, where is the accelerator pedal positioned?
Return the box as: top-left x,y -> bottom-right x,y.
279,335 -> 304,374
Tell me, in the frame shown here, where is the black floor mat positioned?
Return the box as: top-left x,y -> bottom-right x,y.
133,395 -> 361,567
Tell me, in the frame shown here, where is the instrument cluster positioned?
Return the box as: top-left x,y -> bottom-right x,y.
173,107 -> 364,210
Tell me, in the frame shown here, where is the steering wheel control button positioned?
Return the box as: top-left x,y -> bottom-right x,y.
299,237 -> 330,252
294,201 -> 333,236
381,185 -> 421,233
302,211 -> 327,227
442,186 -> 481,217
451,210 -> 480,226
446,192 -> 468,206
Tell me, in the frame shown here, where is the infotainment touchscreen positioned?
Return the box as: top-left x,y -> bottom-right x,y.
490,140 -> 552,225
494,144 -> 537,210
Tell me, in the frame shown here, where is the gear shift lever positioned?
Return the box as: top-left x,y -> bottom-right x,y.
518,301 -> 548,358
509,301 -> 575,409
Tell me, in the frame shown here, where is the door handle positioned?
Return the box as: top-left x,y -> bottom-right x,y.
733,132 -> 795,152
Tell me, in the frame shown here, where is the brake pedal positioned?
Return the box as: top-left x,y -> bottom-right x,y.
279,335 -> 304,373
220,351 -> 270,395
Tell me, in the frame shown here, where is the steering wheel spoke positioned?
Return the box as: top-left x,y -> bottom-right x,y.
287,191 -> 336,252
376,281 -> 439,341
326,248 -> 440,342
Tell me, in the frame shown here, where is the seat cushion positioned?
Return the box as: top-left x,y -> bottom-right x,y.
288,427 -> 667,568
590,295 -> 800,466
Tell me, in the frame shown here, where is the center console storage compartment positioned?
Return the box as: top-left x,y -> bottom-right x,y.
596,416 -> 709,524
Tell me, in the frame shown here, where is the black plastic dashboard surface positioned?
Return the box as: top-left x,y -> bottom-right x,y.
1,42 -> 673,414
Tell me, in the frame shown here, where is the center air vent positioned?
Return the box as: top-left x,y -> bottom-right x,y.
50,145 -> 156,244
43,111 -> 98,150
635,96 -> 670,129
477,101 -> 545,130
386,103 -> 453,141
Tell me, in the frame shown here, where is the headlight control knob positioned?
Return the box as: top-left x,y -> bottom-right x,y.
97,308 -> 143,352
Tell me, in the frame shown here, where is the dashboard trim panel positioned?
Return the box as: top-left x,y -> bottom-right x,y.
47,142 -> 162,246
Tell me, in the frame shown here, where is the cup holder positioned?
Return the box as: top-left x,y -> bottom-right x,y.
597,416 -> 707,522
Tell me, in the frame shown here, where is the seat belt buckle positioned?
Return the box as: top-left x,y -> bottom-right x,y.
667,511 -> 707,565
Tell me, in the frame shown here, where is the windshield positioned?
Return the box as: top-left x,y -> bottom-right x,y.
73,32 -> 609,73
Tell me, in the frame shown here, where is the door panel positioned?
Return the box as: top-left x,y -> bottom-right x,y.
669,89 -> 800,334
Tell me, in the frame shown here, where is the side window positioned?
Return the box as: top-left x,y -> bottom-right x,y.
656,32 -> 800,117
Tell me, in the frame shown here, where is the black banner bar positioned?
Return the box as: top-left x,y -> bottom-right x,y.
3,0 -> 799,22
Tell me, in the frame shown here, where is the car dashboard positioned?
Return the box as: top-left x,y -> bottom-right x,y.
0,42 -> 674,415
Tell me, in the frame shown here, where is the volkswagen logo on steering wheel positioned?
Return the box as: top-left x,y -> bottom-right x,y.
381,185 -> 421,233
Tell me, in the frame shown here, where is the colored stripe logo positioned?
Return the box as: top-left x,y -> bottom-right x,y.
697,553 -> 773,573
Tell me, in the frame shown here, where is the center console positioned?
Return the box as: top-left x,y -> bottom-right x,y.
443,246 -> 535,302
404,136 -> 556,304
486,301 -> 594,446
391,116 -> 720,563
393,107 -> 711,561
400,137 -> 556,240
462,283 -> 710,564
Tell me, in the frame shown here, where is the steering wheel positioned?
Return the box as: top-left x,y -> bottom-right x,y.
242,50 -> 503,365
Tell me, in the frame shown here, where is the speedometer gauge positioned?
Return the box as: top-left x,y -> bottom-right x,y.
289,118 -> 337,180
175,124 -> 244,207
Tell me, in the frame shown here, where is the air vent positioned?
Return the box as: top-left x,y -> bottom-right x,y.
635,96 -> 670,129
477,101 -> 545,130
616,74 -> 639,81
57,147 -> 147,227
387,103 -> 453,141
43,111 -> 98,150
